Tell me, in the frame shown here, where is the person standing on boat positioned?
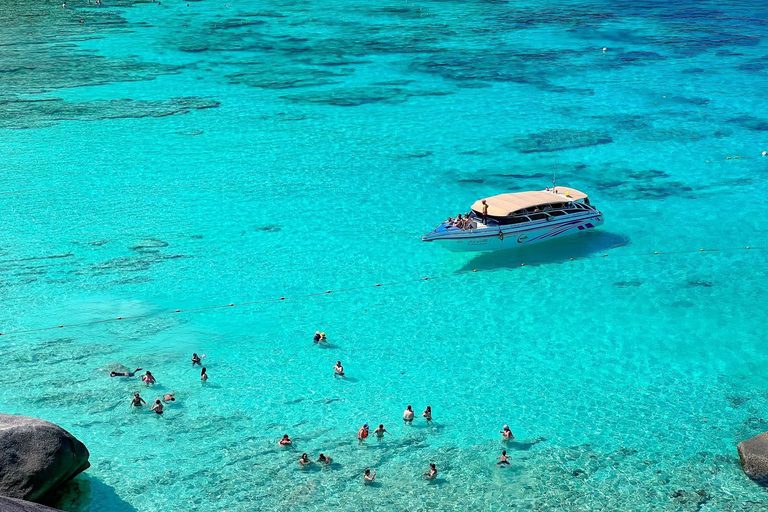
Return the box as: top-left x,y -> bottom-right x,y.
482,200 -> 488,225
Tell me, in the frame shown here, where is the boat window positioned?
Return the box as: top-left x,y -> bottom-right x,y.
529,213 -> 548,221
509,216 -> 530,224
549,211 -> 566,217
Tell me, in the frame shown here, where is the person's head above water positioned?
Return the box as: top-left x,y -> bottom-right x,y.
407,405 -> 412,411
379,424 -> 384,429
282,434 -> 289,439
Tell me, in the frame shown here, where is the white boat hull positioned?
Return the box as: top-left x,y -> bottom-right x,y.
425,212 -> 604,253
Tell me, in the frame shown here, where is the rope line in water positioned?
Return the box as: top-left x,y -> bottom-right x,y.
0,245 -> 762,338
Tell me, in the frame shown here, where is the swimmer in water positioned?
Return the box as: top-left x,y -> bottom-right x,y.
358,423 -> 369,442
403,405 -> 414,424
130,392 -> 146,407
151,399 -> 164,415
333,361 -> 344,377
111,367 -> 142,378
373,424 -> 389,439
201,367 -> 208,382
162,391 -> 176,403
422,463 -> 437,480
279,434 -> 292,446
191,353 -> 202,366
298,453 -> 311,467
314,331 -> 321,343
142,371 -> 156,385
364,468 -> 376,483
317,453 -> 332,466
422,406 -> 432,424
319,332 -> 327,343
497,450 -> 510,466
500,425 -> 514,441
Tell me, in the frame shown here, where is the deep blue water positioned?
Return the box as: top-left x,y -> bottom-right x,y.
2,0 -> 768,510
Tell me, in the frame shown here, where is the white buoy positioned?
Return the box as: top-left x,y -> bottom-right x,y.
602,47 -> 607,52
762,151 -> 767,156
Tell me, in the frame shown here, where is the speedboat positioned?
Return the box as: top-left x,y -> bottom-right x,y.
421,187 -> 604,252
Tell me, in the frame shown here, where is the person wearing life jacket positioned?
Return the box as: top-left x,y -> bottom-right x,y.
358,423 -> 369,442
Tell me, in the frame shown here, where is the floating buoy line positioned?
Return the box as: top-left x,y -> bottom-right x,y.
0,245 -> 762,338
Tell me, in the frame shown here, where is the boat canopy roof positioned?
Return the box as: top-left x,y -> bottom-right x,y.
471,188 -> 588,217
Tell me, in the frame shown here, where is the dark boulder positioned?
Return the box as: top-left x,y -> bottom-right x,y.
738,432 -> 768,484
0,497 -> 62,511
0,414 -> 90,502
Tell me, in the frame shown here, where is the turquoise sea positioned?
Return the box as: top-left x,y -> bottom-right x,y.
2,0 -> 768,510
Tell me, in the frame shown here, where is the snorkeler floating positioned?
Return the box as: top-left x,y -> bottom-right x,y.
111,367 -> 142,378
162,391 -> 176,403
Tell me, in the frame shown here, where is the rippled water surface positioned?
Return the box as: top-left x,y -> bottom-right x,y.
2,0 -> 768,510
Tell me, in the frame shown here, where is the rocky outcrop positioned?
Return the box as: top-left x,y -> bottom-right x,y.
738,432 -> 768,484
0,414 -> 90,502
0,497 -> 62,511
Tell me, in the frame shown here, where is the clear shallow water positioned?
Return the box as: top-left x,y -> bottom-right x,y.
2,0 -> 768,510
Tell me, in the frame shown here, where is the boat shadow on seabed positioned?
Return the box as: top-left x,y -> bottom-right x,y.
460,230 -> 631,272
